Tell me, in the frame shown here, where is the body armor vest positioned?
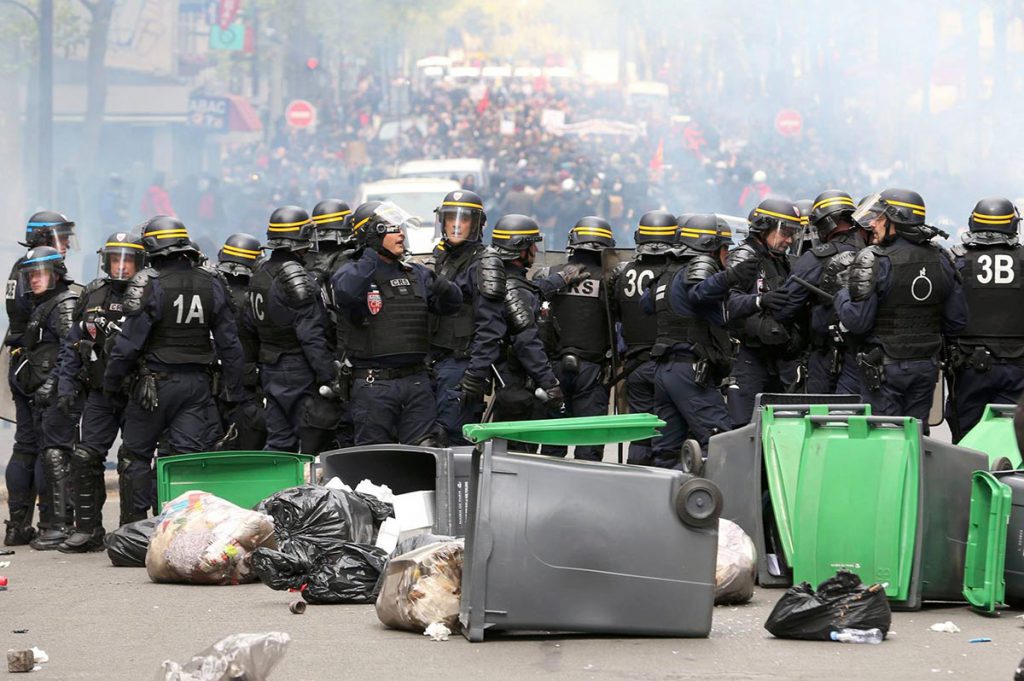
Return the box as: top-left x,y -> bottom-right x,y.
614,258 -> 666,352
344,267 -> 430,360
873,240 -> 952,360
547,262 -> 609,362
147,268 -> 215,366
430,243 -> 483,357
76,281 -> 125,390
957,244 -> 1024,358
248,262 -> 301,363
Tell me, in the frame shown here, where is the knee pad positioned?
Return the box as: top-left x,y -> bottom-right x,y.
71,446 -> 105,475
41,448 -> 70,484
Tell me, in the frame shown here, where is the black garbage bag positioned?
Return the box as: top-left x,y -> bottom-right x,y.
391,533 -> 456,558
251,544 -> 387,604
105,517 -> 159,567
764,571 -> 892,640
257,484 -> 375,561
355,491 -> 395,539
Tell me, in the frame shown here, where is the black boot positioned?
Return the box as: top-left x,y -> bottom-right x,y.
59,448 -> 106,553
116,450 -> 149,528
30,448 -> 72,551
4,518 -> 36,546
4,487 -> 37,546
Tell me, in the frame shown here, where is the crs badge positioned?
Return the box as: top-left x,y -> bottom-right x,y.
367,288 -> 383,315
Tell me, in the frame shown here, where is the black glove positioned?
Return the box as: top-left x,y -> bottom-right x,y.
559,264 -> 591,288
432,273 -> 454,300
760,289 -> 792,313
134,372 -> 159,412
725,258 -> 759,288
57,393 -> 78,418
544,383 -> 565,410
33,375 -> 56,408
836,267 -> 851,289
458,371 -> 490,400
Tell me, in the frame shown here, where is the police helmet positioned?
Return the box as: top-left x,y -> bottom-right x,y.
635,210 -> 678,255
23,210 -> 75,250
748,198 -> 804,237
435,190 -> 486,244
99,231 -> 146,281
491,214 -> 543,259
679,214 -> 732,253
968,197 -> 1019,236
218,232 -> 262,277
19,246 -> 68,294
351,201 -> 418,251
265,205 -> 314,251
140,216 -> 199,257
567,216 -> 615,252
311,199 -> 354,246
809,190 -> 857,240
878,188 -> 926,226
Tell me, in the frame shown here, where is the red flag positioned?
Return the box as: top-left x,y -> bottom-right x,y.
649,138 -> 664,172
476,87 -> 490,115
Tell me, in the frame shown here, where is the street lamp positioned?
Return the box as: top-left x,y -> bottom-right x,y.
0,0 -> 52,207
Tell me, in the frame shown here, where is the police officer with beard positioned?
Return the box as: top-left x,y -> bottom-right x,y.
331,201 -> 462,445
532,217 -> 615,460
244,207 -> 336,453
641,215 -> 745,469
54,233 -> 144,550
488,214 -> 564,424
216,233 -> 267,450
725,198 -> 804,427
767,190 -> 869,395
608,210 -> 678,465
835,189 -> 966,422
429,190 -> 506,446
3,212 -> 76,546
15,247 -> 79,549
104,216 -> 245,524
946,198 -> 1024,439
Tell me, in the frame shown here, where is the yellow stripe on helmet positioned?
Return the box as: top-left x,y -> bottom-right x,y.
571,227 -> 614,238
638,227 -> 678,234
105,242 -> 145,250
679,227 -> 718,236
143,229 -> 190,238
753,208 -> 803,223
442,201 -> 484,209
267,225 -> 302,233
312,210 -> 351,222
812,196 -> 856,211
353,216 -> 371,232
222,245 -> 259,259
884,199 -> 926,216
972,214 -> 1015,225
492,229 -> 540,237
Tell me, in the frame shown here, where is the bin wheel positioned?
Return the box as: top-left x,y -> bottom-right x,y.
991,456 -> 1014,472
675,478 -> 723,529
680,439 -> 704,476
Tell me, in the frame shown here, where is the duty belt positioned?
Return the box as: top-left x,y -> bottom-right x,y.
352,365 -> 426,382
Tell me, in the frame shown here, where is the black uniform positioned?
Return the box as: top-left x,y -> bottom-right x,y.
221,270 -> 267,450
104,257 -> 244,522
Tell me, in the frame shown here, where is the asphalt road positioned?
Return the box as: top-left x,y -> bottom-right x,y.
0,497 -> 1021,681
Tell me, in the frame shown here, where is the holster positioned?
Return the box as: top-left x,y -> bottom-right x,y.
856,347 -> 885,392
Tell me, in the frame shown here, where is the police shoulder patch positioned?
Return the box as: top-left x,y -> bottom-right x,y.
812,242 -> 838,257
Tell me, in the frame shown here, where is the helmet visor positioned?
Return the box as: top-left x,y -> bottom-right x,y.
103,245 -> 144,280
435,206 -> 483,243
373,201 -> 419,239
852,192 -> 883,229
20,261 -> 58,293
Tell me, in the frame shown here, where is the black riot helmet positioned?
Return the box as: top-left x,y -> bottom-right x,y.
140,216 -> 199,258
23,210 -> 76,251
635,210 -> 678,255
311,199 -> 354,247
265,205 -> 314,251
351,200 -> 419,252
852,188 -> 928,243
567,216 -> 615,252
748,198 -> 804,237
968,197 -> 1020,236
99,231 -> 146,281
678,214 -> 732,254
19,246 -> 69,295
491,214 -> 543,260
809,190 -> 857,241
218,232 -> 262,277
434,190 -> 486,244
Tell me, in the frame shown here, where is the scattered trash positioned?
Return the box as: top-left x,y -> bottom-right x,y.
830,628 -> 884,644
390,533 -> 457,559
715,519 -> 756,606
969,637 -> 992,644
289,600 -> 306,615
423,622 -> 451,642
0,576 -> 7,591
155,631 -> 290,681
0,561 -> 9,569
107,517 -> 159,568
354,479 -> 394,504
7,649 -> 33,673
324,477 -> 352,492
764,571 -> 891,641
376,540 -> 464,634
253,543 -> 387,604
0,549 -> 14,556
11,630 -> 27,634
146,491 -> 276,585
929,621 -> 961,634
257,485 -> 377,558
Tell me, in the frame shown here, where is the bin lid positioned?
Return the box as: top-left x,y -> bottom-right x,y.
957,404 -> 1023,471
463,414 -> 665,446
962,470 -> 1011,613
157,450 -> 315,465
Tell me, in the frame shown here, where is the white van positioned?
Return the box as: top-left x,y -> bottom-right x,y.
396,158 -> 487,191
356,177 -> 460,255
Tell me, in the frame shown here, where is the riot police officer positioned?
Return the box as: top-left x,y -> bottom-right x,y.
306,199 -> 355,283
244,208 -> 336,454
532,217 -> 615,461
104,216 -> 245,524
608,210 -> 678,465
15,247 -> 79,549
946,198 -> 1024,439
641,215 -> 742,469
429,190 -> 506,446
768,190 -> 869,394
488,214 -> 563,424
835,189 -> 967,422
54,233 -> 144,550
331,201 -> 462,445
725,198 -> 804,426
3,212 -> 76,545
217,233 -> 266,451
